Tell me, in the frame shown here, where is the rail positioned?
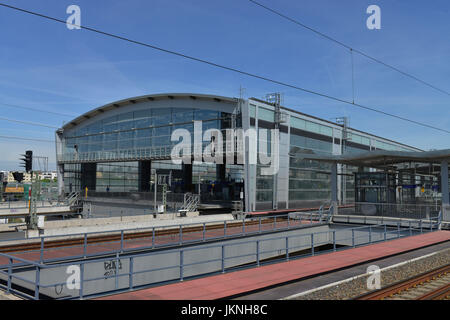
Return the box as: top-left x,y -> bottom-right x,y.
0,214 -> 441,300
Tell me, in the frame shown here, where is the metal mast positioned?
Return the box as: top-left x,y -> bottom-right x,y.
336,117 -> 350,205
265,93 -> 283,210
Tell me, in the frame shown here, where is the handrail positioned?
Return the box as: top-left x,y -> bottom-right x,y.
1,212 -> 440,300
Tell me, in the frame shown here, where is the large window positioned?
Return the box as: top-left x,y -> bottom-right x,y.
63,107 -> 229,159
96,162 -> 139,192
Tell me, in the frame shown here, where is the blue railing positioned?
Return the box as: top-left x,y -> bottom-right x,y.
0,211 -> 321,265
0,215 -> 440,300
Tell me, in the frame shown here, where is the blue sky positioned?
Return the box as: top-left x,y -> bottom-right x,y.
0,0 -> 449,170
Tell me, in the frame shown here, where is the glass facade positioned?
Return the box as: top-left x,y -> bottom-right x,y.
58,95 -> 420,210
64,107 -> 224,157
96,162 -> 139,192
61,105 -> 235,193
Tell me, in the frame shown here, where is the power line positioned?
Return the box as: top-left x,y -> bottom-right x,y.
0,135 -> 54,143
0,116 -> 58,129
248,0 -> 450,97
0,102 -> 76,117
0,3 -> 449,135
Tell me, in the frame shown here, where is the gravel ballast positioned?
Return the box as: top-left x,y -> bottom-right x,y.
288,247 -> 450,300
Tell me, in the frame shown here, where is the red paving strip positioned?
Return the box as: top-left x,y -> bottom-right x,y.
96,230 -> 450,300
0,219 -> 314,265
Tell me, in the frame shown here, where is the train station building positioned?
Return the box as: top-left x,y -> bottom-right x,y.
55,93 -> 426,211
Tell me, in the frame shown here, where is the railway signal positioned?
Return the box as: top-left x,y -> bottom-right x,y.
20,150 -> 33,173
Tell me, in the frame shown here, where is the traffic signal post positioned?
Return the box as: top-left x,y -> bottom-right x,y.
19,150 -> 40,230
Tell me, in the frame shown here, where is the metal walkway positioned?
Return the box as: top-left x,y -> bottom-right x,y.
96,230 -> 450,300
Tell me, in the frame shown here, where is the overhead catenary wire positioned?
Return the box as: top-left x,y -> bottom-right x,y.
0,116 -> 58,129
0,135 -> 54,143
0,3 -> 449,135
0,102 -> 77,118
248,0 -> 450,97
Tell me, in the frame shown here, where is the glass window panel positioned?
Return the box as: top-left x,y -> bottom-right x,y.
320,125 -> 333,137
89,135 -> 103,152
291,117 -> 306,130
103,133 -> 118,151
173,108 -> 193,123
134,109 -> 152,129
103,116 -> 118,132
118,131 -> 134,149
154,113 -> 172,126
249,105 -> 256,118
258,108 -> 274,122
117,112 -> 134,131
305,121 -> 320,134
194,109 -> 219,120
87,122 -> 103,135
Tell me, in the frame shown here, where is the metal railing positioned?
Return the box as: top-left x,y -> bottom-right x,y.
0,214 -> 440,300
338,202 -> 442,220
181,193 -> 199,212
57,141 -> 224,164
0,211 -> 322,265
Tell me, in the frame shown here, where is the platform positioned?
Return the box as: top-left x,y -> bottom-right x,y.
0,217 -> 313,265
96,230 -> 450,300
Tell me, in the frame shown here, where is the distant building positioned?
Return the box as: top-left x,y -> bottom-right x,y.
6,171 -> 31,183
39,172 -> 58,181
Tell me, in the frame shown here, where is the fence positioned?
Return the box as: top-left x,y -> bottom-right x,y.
0,214 -> 441,300
0,211 -> 321,265
338,202 -> 442,220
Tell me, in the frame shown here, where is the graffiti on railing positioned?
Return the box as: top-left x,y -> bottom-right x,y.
104,259 -> 122,278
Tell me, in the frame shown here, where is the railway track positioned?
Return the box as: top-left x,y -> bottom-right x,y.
356,264 -> 450,300
0,217 -> 295,254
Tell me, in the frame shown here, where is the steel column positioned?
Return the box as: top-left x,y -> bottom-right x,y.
34,266 -> 40,300
40,237 -> 44,263
7,258 -> 12,293
79,263 -> 84,299
120,230 -> 124,252
333,231 -> 336,251
83,233 -> 87,258
285,237 -> 289,261
441,160 -> 449,205
256,241 -> 260,266
221,245 -> 225,273
129,257 -> 134,290
352,229 -> 355,247
180,251 -> 184,281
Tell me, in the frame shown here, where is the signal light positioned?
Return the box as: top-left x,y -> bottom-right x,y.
20,150 -> 33,173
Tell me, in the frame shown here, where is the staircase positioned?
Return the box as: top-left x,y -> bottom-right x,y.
181,193 -> 200,212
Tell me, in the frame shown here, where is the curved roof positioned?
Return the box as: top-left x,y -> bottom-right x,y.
60,93 -> 238,131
